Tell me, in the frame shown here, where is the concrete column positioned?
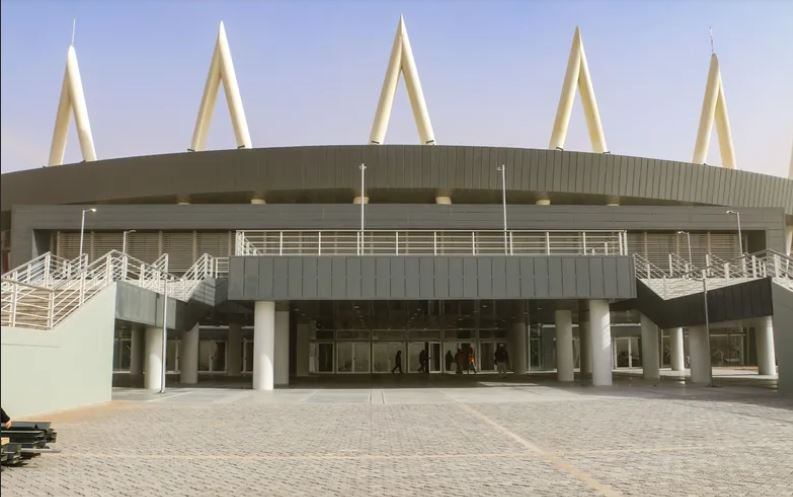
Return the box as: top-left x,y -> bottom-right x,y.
755,316 -> 776,376
786,224 -> 792,255
227,322 -> 243,377
639,314 -> 660,381
669,327 -> 685,371
180,323 -> 199,384
253,301 -> 275,391
130,326 -> 144,376
589,299 -> 612,386
554,310 -> 574,382
510,321 -> 528,374
144,326 -> 164,391
688,326 -> 712,384
275,309 -> 290,385
579,317 -> 591,375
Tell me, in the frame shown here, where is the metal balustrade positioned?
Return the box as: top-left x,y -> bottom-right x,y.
634,250 -> 793,300
1,250 -> 229,330
234,230 -> 628,257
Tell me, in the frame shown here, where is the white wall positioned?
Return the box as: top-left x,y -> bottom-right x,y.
1,285 -> 117,417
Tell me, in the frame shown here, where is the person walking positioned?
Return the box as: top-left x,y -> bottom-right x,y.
467,346 -> 478,374
418,348 -> 428,374
455,347 -> 465,374
391,350 -> 403,374
495,344 -> 510,378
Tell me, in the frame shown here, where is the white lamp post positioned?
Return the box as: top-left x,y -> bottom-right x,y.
78,208 -> 97,269
122,229 -> 136,254
359,163 -> 366,255
497,164 -> 508,255
726,210 -> 743,255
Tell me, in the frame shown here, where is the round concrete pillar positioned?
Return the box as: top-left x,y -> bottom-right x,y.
579,318 -> 591,375
253,301 -> 275,391
589,299 -> 612,386
669,327 -> 685,371
755,316 -> 776,376
688,326 -> 712,384
275,310 -> 290,386
554,310 -> 574,382
144,326 -> 164,391
640,314 -> 660,381
180,323 -> 199,384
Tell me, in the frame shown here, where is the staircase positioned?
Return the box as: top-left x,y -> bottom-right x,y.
1,251 -> 228,330
634,250 -> 793,300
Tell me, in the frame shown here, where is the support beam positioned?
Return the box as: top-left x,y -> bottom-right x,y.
180,323 -> 199,384
688,326 -> 712,384
369,16 -> 436,145
692,53 -> 736,168
669,327 -> 685,372
48,45 -> 97,166
144,326 -> 163,391
755,316 -> 776,376
555,310 -> 574,382
275,310 -> 290,385
589,299 -> 612,386
253,301 -> 275,390
190,21 -> 252,151
227,322 -> 243,377
640,314 -> 660,381
549,27 -> 608,153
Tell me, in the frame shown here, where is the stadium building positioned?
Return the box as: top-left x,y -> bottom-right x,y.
2,19 -> 792,416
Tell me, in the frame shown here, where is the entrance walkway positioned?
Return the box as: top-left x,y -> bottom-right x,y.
3,380 -> 792,496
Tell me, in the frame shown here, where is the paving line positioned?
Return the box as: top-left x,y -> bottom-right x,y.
54,451 -> 538,462
456,402 -> 624,497
562,442 -> 793,456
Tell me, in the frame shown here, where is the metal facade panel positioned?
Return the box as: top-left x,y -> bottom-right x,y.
227,255 -> 636,300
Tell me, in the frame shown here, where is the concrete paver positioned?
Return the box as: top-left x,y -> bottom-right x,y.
2,379 -> 792,497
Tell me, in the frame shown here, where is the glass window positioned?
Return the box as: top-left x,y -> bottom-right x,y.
166,340 -> 180,373
372,342 -> 403,372
113,338 -> 131,371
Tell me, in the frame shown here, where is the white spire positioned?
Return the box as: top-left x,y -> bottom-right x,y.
692,53 -> 736,168
369,16 -> 436,145
48,43 -> 97,166
190,21 -> 252,151
548,27 -> 608,153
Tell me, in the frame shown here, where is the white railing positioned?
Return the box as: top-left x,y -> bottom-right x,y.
668,252 -> 698,277
635,250 -> 793,300
235,230 -> 628,257
1,251 -> 228,331
1,252 -> 85,288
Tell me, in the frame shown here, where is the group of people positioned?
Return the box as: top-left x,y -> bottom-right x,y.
391,344 -> 510,376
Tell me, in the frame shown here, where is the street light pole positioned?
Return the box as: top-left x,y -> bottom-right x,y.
160,274 -> 168,394
78,208 -> 97,270
122,229 -> 136,254
726,210 -> 743,255
497,164 -> 508,254
359,163 -> 366,255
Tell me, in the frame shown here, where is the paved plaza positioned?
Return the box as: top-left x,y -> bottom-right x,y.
2,375 -> 793,497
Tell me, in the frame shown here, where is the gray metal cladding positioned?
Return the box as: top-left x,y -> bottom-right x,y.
227,255 -> 636,301
2,145 -> 791,215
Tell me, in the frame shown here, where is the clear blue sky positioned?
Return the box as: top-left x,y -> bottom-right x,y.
1,0 -> 792,177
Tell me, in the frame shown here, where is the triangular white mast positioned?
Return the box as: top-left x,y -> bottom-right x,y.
369,16 -> 436,145
692,53 -> 736,168
549,27 -> 608,153
48,42 -> 97,166
190,21 -> 252,151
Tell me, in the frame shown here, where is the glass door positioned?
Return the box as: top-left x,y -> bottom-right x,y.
428,342 -> 442,373
309,342 -> 334,373
372,342 -> 403,373
336,342 -> 371,373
